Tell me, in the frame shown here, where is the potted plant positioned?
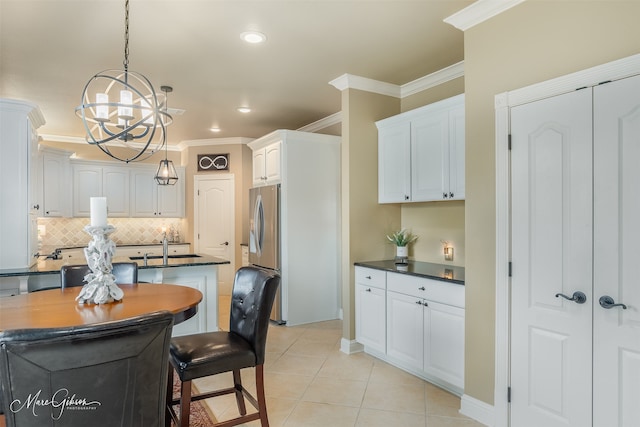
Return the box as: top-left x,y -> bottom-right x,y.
386,229 -> 418,262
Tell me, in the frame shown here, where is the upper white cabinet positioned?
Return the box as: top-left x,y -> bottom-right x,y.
250,140 -> 282,186
0,99 -> 45,269
377,94 -> 465,203
130,166 -> 185,217
39,147 -> 73,217
72,161 -> 130,217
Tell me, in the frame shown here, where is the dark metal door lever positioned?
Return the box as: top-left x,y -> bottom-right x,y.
599,295 -> 627,310
555,291 -> 587,304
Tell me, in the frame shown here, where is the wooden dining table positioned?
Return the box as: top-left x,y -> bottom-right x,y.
0,283 -> 203,331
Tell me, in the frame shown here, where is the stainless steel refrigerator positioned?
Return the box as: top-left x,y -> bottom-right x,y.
249,184 -> 283,323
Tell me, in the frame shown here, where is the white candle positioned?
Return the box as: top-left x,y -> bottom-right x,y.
90,197 -> 107,227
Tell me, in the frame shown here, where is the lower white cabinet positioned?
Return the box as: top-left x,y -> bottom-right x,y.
355,267 -> 386,355
355,265 -> 465,395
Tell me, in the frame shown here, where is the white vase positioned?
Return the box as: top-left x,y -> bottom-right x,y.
396,245 -> 408,258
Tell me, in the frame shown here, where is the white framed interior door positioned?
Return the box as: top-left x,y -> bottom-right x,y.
194,175 -> 235,295
593,74 -> 640,427
510,88 -> 593,427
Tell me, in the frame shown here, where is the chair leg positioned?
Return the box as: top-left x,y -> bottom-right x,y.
165,367 -> 174,427
256,365 -> 269,427
233,369 -> 247,415
180,380 -> 192,427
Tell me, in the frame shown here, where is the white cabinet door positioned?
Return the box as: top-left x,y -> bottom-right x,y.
424,300 -> 464,389
73,164 -> 102,216
378,121 -> 411,203
103,166 -> 129,217
411,111 -> 448,202
355,284 -> 386,354
448,103 -> 465,200
130,168 -> 157,217
157,168 -> 185,217
41,151 -> 71,217
386,290 -> 424,370
252,141 -> 282,186
264,141 -> 282,183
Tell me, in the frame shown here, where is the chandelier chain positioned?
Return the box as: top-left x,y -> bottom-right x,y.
123,0 -> 130,71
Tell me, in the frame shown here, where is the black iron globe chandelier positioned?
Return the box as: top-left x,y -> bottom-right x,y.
75,0 -> 171,163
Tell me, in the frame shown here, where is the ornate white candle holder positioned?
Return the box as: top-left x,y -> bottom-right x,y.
76,225 -> 124,305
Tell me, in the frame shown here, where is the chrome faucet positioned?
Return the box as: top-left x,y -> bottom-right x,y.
163,232 -> 169,265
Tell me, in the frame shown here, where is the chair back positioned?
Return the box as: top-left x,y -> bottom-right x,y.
229,266 -> 281,365
60,262 -> 138,289
0,311 -> 174,427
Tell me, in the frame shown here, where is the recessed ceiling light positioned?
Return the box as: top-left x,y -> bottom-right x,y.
240,31 -> 267,44
237,107 -> 251,113
210,127 -> 221,133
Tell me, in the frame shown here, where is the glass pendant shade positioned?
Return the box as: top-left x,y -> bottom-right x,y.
155,159 -> 178,185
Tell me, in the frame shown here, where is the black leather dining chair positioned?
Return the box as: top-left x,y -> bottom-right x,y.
0,310 -> 174,427
60,262 -> 138,289
167,266 -> 281,427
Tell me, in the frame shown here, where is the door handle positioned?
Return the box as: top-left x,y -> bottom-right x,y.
555,291 -> 587,304
220,241 -> 229,246
599,295 -> 627,310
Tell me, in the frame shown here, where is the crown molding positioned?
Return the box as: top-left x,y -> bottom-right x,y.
444,0 -> 526,31
329,74 -> 401,98
297,111 -> 342,133
401,61 -> 464,97
40,134 -> 183,151
177,137 -> 254,150
330,61 -> 464,99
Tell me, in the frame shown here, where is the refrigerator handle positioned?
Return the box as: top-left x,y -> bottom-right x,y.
253,194 -> 264,256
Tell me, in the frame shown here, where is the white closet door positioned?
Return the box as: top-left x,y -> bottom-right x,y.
593,74 -> 640,427
510,88 -> 593,427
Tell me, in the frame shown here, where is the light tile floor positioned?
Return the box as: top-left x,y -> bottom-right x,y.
196,296 -> 485,427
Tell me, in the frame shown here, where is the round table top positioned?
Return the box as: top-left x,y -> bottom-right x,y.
0,283 -> 203,331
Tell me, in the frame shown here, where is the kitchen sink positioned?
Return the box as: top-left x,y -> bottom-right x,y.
129,254 -> 201,260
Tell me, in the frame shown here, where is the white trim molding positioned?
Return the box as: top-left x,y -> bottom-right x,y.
329,61 -> 464,98
340,338 -> 363,355
297,111 -> 342,133
461,394 -> 495,427
494,53 -> 640,427
444,0 -> 527,31
177,137 -> 254,150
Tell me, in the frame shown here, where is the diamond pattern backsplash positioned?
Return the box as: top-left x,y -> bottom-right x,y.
37,217 -> 186,249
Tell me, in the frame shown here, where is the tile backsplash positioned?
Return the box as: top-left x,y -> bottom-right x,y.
38,217 -> 186,249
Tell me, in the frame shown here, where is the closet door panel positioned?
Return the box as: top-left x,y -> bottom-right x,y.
593,74 -> 640,427
510,88 -> 593,427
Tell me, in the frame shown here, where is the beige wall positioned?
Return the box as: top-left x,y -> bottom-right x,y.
341,89 -> 400,340
463,0 -> 640,405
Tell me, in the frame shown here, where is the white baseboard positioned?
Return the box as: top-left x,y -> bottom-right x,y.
340,338 -> 363,355
460,394 -> 494,427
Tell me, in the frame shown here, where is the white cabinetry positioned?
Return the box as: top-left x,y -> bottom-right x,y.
377,94 -> 465,203
40,147 -> 73,217
250,140 -> 281,186
355,265 -> 465,395
355,267 -> 386,355
72,161 -> 130,217
0,99 -> 45,269
130,166 -> 185,217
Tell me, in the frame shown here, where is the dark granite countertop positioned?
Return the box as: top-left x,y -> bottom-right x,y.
0,254 -> 229,278
354,260 -> 465,285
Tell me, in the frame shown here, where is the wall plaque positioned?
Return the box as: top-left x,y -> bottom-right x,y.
198,154 -> 229,171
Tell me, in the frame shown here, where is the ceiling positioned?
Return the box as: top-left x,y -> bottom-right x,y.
0,0 -> 471,146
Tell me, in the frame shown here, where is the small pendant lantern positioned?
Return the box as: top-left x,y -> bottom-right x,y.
155,86 -> 179,185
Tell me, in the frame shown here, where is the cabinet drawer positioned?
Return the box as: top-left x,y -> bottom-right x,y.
355,267 -> 386,290
387,272 -> 464,308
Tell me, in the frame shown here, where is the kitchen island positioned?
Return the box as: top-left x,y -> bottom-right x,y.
0,254 -> 229,336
